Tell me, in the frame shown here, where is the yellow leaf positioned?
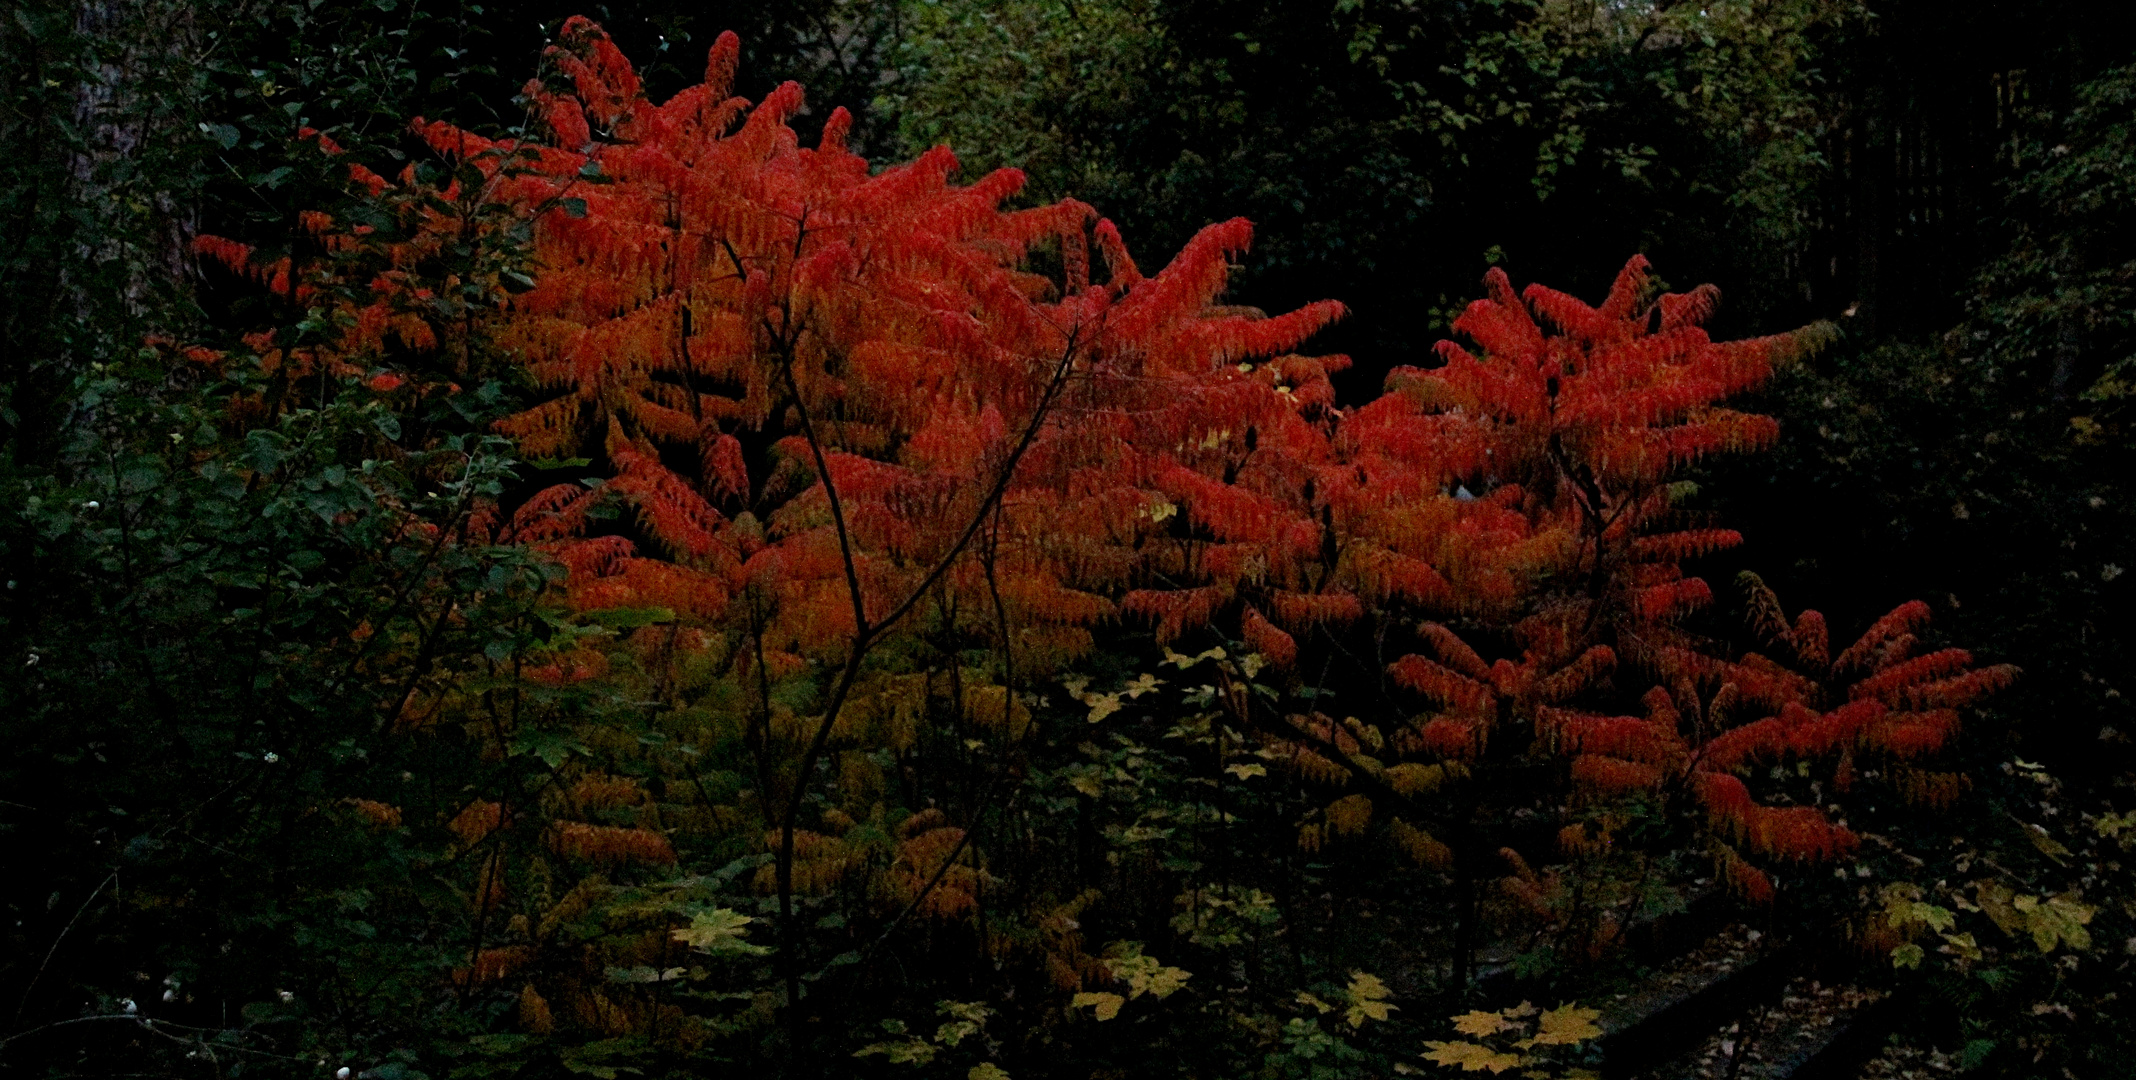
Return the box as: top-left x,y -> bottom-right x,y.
968,1065 -> 1011,1080
854,1039 -> 936,1065
1225,763 -> 1268,780
1350,1000 -> 1397,1027
1161,645 -> 1225,667
1296,991 -> 1335,1014
1422,1041 -> 1526,1073
1068,773 -> 1104,798
1939,932 -> 1983,961
1122,673 -> 1166,699
1345,971 -> 1397,1027
2025,822 -> 2071,861
1499,1001 -> 1538,1018
1105,946 -> 1192,999
671,908 -> 771,956
1086,695 -> 1122,723
1533,1004 -> 1602,1045
1071,992 -> 1124,1021
1452,1011 -> 1515,1037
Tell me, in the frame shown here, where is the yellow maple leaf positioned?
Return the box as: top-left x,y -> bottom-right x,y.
1451,1011 -> 1515,1037
1122,673 -> 1166,698
1533,1004 -> 1602,1045
1225,763 -> 1268,780
1070,991 -> 1124,1020
1422,1040 -> 1525,1073
1107,948 -> 1191,999
1345,971 -> 1398,1027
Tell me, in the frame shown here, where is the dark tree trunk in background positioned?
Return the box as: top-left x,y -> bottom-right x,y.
1812,0 -> 2115,340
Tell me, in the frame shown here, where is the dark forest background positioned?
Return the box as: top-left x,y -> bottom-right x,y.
5,1 -> 2134,1077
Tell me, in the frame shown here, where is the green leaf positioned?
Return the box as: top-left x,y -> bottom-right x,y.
509,728 -> 581,768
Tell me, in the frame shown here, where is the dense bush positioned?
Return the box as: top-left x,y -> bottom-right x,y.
5,5 -> 2135,1080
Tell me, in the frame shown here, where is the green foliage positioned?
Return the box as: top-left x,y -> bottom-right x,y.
888,0 -> 1863,361
1969,60 -> 2136,437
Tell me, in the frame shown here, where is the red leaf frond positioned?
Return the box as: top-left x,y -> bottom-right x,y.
1739,570 -> 1789,644
1634,577 -> 1713,622
1697,716 -> 1787,772
702,30 -> 741,98
1242,604 -> 1298,668
1891,664 -> 2018,708
508,482 -> 600,542
552,822 -> 676,866
1832,600 -> 1933,673
1693,774 -> 1855,862
526,647 -> 611,686
1642,685 -> 1682,729
704,432 -> 750,501
569,557 -> 729,619
553,535 -> 636,579
1534,645 -> 1616,704
1417,717 -> 1487,762
1346,548 -> 1456,607
1790,610 -> 1830,669
1742,805 -> 1856,862
1094,218 -> 1141,286
1450,268 -> 1544,364
1657,284 -> 1720,331
1388,655 -> 1494,714
1848,648 -> 1976,700
1543,708 -> 1683,767
1860,709 -> 1960,759
1632,528 -> 1742,562
1782,699 -> 1885,757
193,234 -> 258,276
1596,254 -> 1652,321
449,800 -> 504,845
1570,754 -> 1664,795
1718,848 -> 1774,903
608,443 -> 728,561
1521,284 -> 1613,341
1416,621 -> 1491,680
1121,585 -> 1228,645
1267,589 -> 1362,630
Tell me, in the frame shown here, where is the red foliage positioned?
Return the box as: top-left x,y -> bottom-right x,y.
189,19 -> 2011,915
